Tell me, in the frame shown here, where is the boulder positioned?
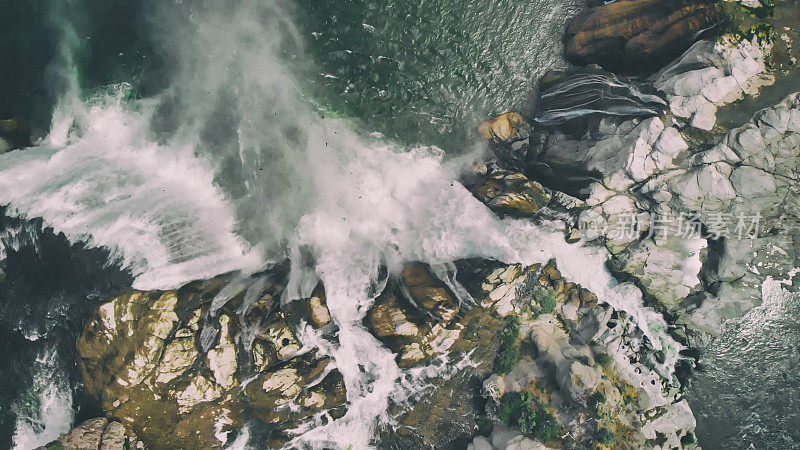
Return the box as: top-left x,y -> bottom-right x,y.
466,164 -> 551,217
479,112 -> 530,143
76,272 -> 347,448
564,0 -> 723,74
38,418 -> 143,450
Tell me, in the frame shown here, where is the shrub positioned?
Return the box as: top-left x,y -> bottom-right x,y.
681,432 -> 696,446
533,288 -> 557,315
497,392 -> 561,443
597,427 -> 615,445
495,347 -> 520,374
499,316 -> 520,348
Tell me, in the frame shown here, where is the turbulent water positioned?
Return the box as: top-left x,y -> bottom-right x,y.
0,0 -> 797,449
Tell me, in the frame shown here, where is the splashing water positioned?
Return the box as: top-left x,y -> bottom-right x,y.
11,347 -> 73,450
0,0 -> 685,448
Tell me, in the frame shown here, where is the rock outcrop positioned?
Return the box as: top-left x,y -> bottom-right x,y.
564,0 -> 723,74
653,36 -> 773,130
465,162 -> 552,217
38,418 -> 142,450
76,269 -> 344,448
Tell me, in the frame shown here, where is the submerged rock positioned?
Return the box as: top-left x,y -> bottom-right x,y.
564,0 -> 723,74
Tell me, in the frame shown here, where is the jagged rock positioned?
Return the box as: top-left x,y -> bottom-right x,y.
641,400 -> 696,448
77,271 -> 347,448
653,37 -> 774,130
564,0 -> 723,74
38,418 -> 142,450
466,163 -> 551,217
479,112 -> 530,143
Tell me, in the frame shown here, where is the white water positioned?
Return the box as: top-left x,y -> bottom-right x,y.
11,348 -> 73,450
2,0 -> 682,448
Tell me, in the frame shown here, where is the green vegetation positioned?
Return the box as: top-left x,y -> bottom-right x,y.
499,316 -> 520,347
495,346 -> 520,374
595,352 -> 613,367
498,392 -> 560,443
45,442 -> 65,450
495,316 -> 521,374
515,272 -> 559,317
536,288 -> 557,315
596,427 -> 615,445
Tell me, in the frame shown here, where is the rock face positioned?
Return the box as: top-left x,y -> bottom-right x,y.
564,0 -> 723,74
465,162 -> 552,217
461,260 -> 695,449
38,418 -> 142,450
535,68 -> 667,131
76,268 -> 344,448
366,263 -> 465,367
653,37 -> 773,130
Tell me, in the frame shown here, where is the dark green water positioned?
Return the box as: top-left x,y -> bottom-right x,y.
283,0 -> 583,150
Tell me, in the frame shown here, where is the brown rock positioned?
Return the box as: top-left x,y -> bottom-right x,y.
478,112 -> 530,143
564,0 -> 723,73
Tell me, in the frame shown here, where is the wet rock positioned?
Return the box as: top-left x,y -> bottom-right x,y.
479,112 -> 530,143
564,0 -> 723,74
466,163 -> 551,217
534,68 -> 667,131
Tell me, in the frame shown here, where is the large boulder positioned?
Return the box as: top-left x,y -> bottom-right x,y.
37,418 -> 142,450
564,0 -> 723,74
76,271 -> 346,448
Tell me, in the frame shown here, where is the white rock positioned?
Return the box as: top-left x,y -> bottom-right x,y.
641,400 -> 696,448
691,101 -> 718,130
467,436 -> 494,450
701,75 -> 741,105
653,127 -> 688,157
729,166 -> 776,198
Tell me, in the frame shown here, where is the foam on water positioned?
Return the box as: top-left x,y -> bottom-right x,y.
10,347 -> 73,450
0,0 -> 681,448
0,91 -> 262,290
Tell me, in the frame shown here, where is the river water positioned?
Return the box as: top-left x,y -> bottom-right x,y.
0,0 -> 797,449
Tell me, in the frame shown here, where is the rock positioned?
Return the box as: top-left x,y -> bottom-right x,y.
307,285 -> 331,327
467,435 -> 495,450
534,68 -> 667,131
558,361 -> 602,401
564,0 -> 723,74
653,37 -> 773,130
467,165 -> 551,217
38,418 -> 142,450
641,400 -> 696,448
479,112 -> 530,143
77,270 -> 347,448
